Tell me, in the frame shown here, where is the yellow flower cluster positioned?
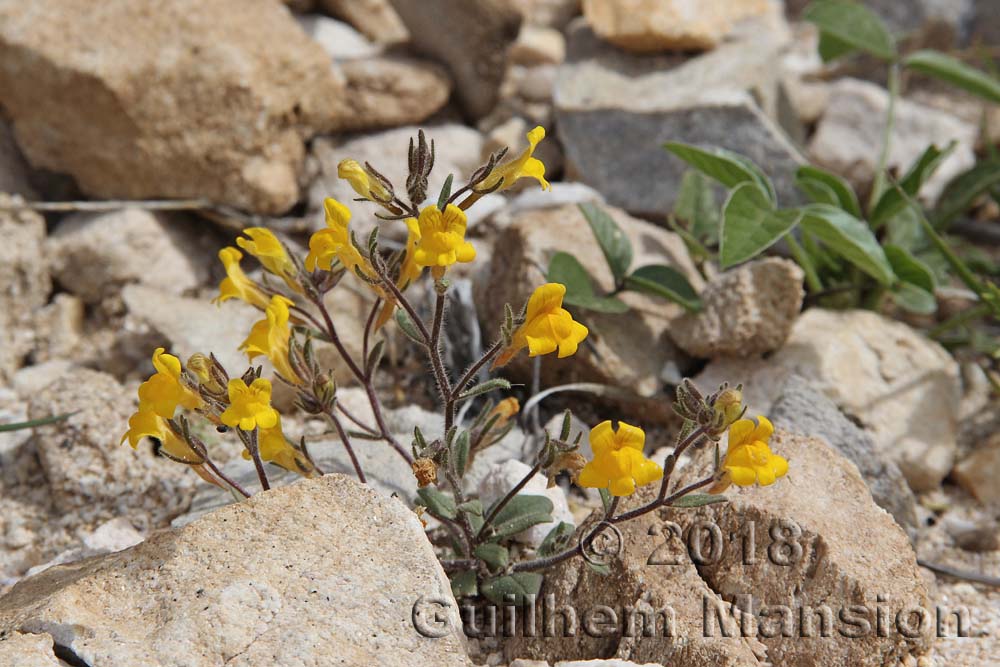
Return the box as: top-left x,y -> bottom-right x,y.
711,416 -> 789,493
494,283 -> 589,368
578,420 -> 663,497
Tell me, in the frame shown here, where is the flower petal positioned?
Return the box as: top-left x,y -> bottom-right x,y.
589,420 -> 616,455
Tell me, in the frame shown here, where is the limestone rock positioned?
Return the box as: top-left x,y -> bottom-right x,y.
296,14 -> 382,59
809,78 -> 977,202
0,632 -> 64,667
0,120 -> 34,198
479,460 -> 576,547
582,0 -> 770,52
769,375 -> 919,536
319,0 -> 409,44
308,124 -> 484,216
390,0 -> 522,119
334,57 -> 453,132
47,208 -> 212,304
24,518 -> 145,578
673,430 -> 933,666
0,199 -> 50,381
0,0 -> 343,214
511,26 -> 567,66
505,0 -> 582,28
0,475 -> 470,667
952,434 -> 1000,506
556,14 -> 804,218
672,258 -> 804,359
477,204 -> 703,416
696,309 -> 960,491
27,369 -> 195,527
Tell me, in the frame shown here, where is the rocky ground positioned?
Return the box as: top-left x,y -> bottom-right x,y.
0,1 -> 998,666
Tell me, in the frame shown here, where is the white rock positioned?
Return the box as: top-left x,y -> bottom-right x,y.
0,632 -> 64,667
0,199 -> 49,381
296,14 -> 382,59
25,518 -> 145,577
510,25 -> 567,66
12,361 -> 75,396
479,459 -> 575,547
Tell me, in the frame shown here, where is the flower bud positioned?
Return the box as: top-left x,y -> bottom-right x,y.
187,353 -> 224,394
712,388 -> 744,429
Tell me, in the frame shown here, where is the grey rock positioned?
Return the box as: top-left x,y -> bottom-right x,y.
556,17 -> 804,218
0,198 -> 50,381
390,0 -> 522,119
770,375 -> 919,537
0,119 -> 35,198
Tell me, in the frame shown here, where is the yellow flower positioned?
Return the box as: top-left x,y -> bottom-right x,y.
136,348 -> 202,419
482,126 -> 551,193
398,216 -> 424,288
213,247 -> 271,311
577,420 -> 663,497
338,159 -> 392,203
240,295 -> 301,384
493,283 -> 589,367
411,204 -> 476,273
710,416 -> 788,493
120,409 -> 201,463
186,353 -> 224,394
235,227 -> 299,289
305,198 -> 371,278
220,378 -> 280,431
240,414 -> 315,475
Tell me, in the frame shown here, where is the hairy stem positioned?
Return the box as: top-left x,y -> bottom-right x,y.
325,409 -> 367,484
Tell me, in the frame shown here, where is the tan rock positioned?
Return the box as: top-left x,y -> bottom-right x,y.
673,430 -> 934,666
319,0 -> 409,43
582,0 -> 770,52
511,26 -> 567,65
390,0 -> 522,119
504,0 -> 582,28
696,309 -> 960,491
477,204 -> 702,417
0,198 -> 50,381
0,475 -> 469,667
0,119 -> 35,198
672,258 -> 804,359
0,0 -> 343,214
334,57 -> 452,132
952,434 -> 1000,506
0,632 -> 63,667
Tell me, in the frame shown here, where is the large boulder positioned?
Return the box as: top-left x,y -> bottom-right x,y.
0,198 -> 50,381
0,475 -> 470,667
696,309 -> 961,492
555,9 -> 804,218
0,0 -> 343,214
332,57 -> 452,132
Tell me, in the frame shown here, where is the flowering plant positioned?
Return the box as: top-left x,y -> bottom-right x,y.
119,127 -> 788,603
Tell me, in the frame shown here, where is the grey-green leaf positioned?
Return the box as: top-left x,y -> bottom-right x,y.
891,282 -> 937,315
800,204 -> 895,286
624,264 -> 702,313
450,570 -> 478,598
0,412 -> 75,432
474,543 -> 510,571
452,430 -> 471,476
480,572 -> 544,606
417,487 -> 457,520
904,50 -> 1000,104
885,244 -> 936,293
488,495 -> 554,541
720,183 -> 802,268
670,493 -> 730,508
795,165 -> 861,217
547,251 -> 629,313
674,169 -> 720,244
934,160 -> 1000,227
394,308 -> 424,345
458,378 -> 512,401
579,203 -> 633,283
537,521 -> 575,558
456,499 -> 484,516
871,142 -> 956,228
665,142 -> 776,205
804,0 -> 896,61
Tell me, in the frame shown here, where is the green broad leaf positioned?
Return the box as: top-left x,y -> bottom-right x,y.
891,282 -> 937,315
0,412 -> 75,432
547,251 -> 629,314
800,204 -> 895,286
457,378 -> 511,401
537,521 -> 575,558
720,183 -> 802,268
934,160 -> 1000,227
437,173 -> 454,210
817,30 -> 856,62
450,570 -> 478,598
674,170 -> 720,244
480,572 -> 544,606
795,165 -> 861,217
885,244 -> 936,293
474,543 -> 510,571
468,510 -> 485,535
871,143 -> 956,227
452,430 -> 471,476
393,308 -> 424,345
456,499 -> 484,516
904,50 -> 1000,104
417,487 -> 457,520
670,493 -> 730,508
665,143 -> 776,205
804,0 -> 896,61
488,495 -> 554,541
579,203 -> 633,284
624,264 -> 702,313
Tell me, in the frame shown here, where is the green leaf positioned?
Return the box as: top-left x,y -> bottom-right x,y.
885,244 -> 936,293
665,143 -> 776,205
456,499 -> 484,516
817,31 -> 856,62
624,264 -> 702,313
670,493 -> 730,508
393,308 -> 424,344
452,430 -> 470,476
871,143 -> 956,228
579,203 -> 633,283
0,412 -> 75,432
481,572 -> 544,606
800,204 -> 895,286
488,495 -> 554,541
450,570 -> 478,598
585,560 -> 611,576
474,543 -> 510,571
804,0 -> 896,61
458,378 -> 511,401
904,50 -> 1000,104
437,173 -> 454,210
417,487 -> 457,520
891,282 -> 937,315
934,160 -> 1000,227
537,521 -> 575,558
547,251 -> 629,314
720,183 -> 802,268
795,165 -> 861,217
674,170 -> 720,244
598,488 -> 612,514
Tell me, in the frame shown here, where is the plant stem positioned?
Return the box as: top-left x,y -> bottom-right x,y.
452,340 -> 503,398
429,289 -> 455,432
362,297 -> 382,365
927,302 -> 991,338
868,62 -> 900,215
476,460 -> 544,540
200,456 -> 252,498
246,429 -> 271,492
784,233 -> 823,293
325,409 -> 367,484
